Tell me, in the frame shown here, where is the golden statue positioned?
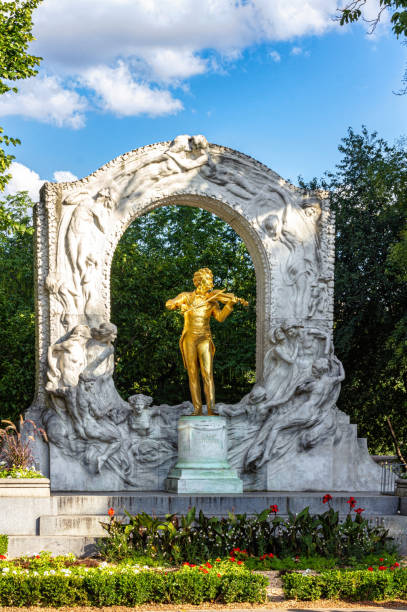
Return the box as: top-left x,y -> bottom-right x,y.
166,268 -> 248,416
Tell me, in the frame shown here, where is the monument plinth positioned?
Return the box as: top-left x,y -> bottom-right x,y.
166,416 -> 243,494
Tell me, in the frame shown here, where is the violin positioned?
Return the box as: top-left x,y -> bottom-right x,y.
207,289 -> 249,307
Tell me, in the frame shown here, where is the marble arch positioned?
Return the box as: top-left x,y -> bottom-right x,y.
30,135 -> 381,492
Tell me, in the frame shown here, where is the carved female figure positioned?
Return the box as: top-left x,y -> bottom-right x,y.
262,326 -> 299,402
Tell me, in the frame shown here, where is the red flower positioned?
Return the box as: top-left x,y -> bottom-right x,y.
190,564 -> 196,567
217,573 -> 221,577
108,507 -> 115,517
268,553 -> 274,558
229,557 -> 235,562
237,560 -> 243,565
322,494 -> 333,504
35,555 -> 40,559
215,558 -> 221,562
378,565 -> 387,571
390,566 -> 395,571
269,504 -> 279,513
368,566 -> 373,571
241,549 -> 247,555
183,562 -> 190,566
0,555 -> 6,560
346,497 -> 356,508
354,507 -> 365,514
379,557 -> 384,562
205,562 -> 212,568
232,547 -> 240,552
394,562 -> 400,567
202,568 -> 209,574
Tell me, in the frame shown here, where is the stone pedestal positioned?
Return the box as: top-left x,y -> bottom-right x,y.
166,416 -> 243,494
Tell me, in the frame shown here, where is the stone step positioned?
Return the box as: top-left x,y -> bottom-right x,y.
53,492 -> 400,518
40,514 -> 111,537
7,535 -> 99,558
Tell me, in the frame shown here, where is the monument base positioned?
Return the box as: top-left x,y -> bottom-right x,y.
166,416 -> 243,494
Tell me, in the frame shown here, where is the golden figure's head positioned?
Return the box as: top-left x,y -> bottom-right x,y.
193,268 -> 213,293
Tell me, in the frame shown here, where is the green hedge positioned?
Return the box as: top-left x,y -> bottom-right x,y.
0,564 -> 267,606
282,568 -> 407,601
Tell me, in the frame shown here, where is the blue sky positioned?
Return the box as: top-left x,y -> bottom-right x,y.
2,0 -> 406,198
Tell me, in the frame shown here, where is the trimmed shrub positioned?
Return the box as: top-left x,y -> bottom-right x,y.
282,568 -> 407,601
0,561 -> 267,606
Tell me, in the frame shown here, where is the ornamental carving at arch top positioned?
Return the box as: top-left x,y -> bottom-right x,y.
31,135 -> 381,492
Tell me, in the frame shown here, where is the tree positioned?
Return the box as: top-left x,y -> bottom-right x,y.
0,191 -> 34,424
338,0 -> 407,93
301,127 -> 407,454
0,0 -> 42,196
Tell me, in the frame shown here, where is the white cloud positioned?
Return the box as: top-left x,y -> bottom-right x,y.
291,46 -> 303,55
82,62 -> 183,117
4,163 -> 44,201
138,48 -> 207,83
5,162 -> 78,200
0,75 -> 87,129
53,171 -> 78,183
270,50 -> 281,62
7,0 -> 357,126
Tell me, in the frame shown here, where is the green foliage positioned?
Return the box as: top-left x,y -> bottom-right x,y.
0,466 -> 43,477
0,0 -> 43,191
282,567 -> 407,602
339,0 -> 407,38
0,560 -> 267,606
111,205 -> 256,406
0,192 -> 34,424
0,534 -> 7,556
300,127 -> 407,454
242,552 -> 398,571
99,500 -> 389,566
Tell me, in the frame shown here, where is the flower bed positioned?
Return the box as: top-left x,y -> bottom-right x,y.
282,566 -> 407,601
99,495 -> 390,565
0,466 -> 44,479
0,555 -> 268,606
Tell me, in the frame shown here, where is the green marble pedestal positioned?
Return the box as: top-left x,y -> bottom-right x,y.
166,416 -> 243,494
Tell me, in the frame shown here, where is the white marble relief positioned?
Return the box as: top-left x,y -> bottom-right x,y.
27,134 -> 381,492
